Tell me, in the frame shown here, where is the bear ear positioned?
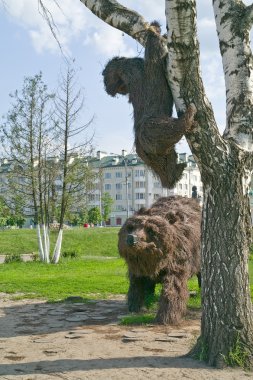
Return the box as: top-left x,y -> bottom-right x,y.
137,207 -> 148,215
166,211 -> 185,224
166,211 -> 178,224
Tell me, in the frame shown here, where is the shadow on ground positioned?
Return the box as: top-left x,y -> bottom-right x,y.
0,355 -> 214,377
0,296 -> 129,338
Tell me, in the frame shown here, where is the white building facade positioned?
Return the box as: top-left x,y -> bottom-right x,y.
88,150 -> 203,226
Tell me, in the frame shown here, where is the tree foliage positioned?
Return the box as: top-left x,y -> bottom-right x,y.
101,192 -> 113,223
1,66 -> 95,262
1,72 -> 56,226
88,206 -> 102,225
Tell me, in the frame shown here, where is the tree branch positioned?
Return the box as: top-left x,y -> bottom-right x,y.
80,0 -> 149,46
38,0 -> 67,58
165,0 -> 226,171
213,0 -> 253,151
244,4 -> 253,30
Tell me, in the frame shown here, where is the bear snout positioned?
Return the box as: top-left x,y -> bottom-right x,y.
126,234 -> 139,246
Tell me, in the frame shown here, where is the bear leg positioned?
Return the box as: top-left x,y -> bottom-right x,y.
155,273 -> 189,325
127,274 -> 152,312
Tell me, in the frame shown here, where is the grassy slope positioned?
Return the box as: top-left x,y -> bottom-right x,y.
0,228 -> 119,257
0,258 -> 128,301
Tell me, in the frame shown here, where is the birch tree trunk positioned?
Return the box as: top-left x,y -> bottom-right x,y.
51,228 -> 63,264
80,0 -> 253,368
165,0 -> 253,367
36,224 -> 45,261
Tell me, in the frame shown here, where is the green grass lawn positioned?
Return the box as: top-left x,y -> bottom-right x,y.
0,227 -> 120,257
0,258 -> 128,301
0,257 -> 252,305
0,228 -> 252,325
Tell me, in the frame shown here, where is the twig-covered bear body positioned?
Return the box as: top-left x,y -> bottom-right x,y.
118,196 -> 201,324
103,21 -> 196,188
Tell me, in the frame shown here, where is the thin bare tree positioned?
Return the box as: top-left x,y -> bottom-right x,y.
51,63 -> 95,263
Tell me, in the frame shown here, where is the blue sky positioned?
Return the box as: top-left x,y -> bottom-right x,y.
0,0 -> 251,156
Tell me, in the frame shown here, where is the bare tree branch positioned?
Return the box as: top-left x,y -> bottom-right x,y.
38,0 -> 69,60
80,0 -> 149,46
244,3 -> 253,29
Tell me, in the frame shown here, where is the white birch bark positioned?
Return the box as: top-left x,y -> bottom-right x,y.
51,228 -> 63,264
46,225 -> 50,258
164,0 -> 253,366
42,224 -> 50,263
213,0 -> 253,151
80,0 -> 148,45
36,224 -> 44,261
165,0 -> 197,111
165,0 -> 228,172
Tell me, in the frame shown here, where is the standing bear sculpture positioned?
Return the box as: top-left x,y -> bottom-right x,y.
118,196 -> 201,325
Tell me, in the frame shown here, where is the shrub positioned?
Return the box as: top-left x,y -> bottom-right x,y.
4,253 -> 23,263
62,250 -> 78,259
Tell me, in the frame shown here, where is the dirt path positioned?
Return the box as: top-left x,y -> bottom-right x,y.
0,294 -> 249,379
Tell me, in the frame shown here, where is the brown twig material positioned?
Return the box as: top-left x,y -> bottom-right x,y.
118,196 -> 201,325
103,21 -> 196,188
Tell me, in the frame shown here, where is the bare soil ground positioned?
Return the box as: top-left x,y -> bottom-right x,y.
0,293 -> 250,380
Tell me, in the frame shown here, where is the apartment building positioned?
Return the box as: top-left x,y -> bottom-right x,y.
87,150 -> 203,226
3,150 -> 253,226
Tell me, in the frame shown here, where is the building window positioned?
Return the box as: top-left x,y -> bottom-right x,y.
116,205 -> 123,210
105,184 -> 111,190
116,218 -> 122,225
135,169 -> 145,177
135,193 -> 145,200
104,172 -> 111,179
135,181 -> 145,188
185,184 -> 188,190
116,194 -> 122,200
116,183 -> 122,190
115,172 -> 122,178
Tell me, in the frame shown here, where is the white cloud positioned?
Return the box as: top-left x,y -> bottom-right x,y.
200,51 -> 226,131
198,17 -> 216,29
120,0 -> 165,23
201,53 -> 225,99
1,0 -> 199,58
84,25 -> 136,58
1,0 -> 88,54
82,0 -> 165,57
